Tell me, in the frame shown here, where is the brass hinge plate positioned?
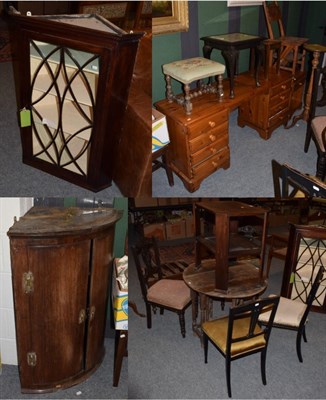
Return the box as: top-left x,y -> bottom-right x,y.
23,271 -> 34,294
27,352 -> 37,367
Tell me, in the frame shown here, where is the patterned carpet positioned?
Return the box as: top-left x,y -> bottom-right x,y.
0,30 -> 13,63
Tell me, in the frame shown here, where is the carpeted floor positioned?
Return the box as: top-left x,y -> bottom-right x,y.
0,30 -> 13,63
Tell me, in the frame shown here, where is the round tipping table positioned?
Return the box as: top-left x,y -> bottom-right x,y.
183,259 -> 268,342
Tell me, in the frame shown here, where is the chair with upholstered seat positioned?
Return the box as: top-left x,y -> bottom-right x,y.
202,296 -> 280,398
308,116 -> 326,181
132,243 -> 192,338
259,265 -> 324,362
262,1 -> 308,74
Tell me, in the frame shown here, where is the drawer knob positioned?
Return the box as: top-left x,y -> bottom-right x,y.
208,121 -> 216,128
280,95 -> 285,101
210,147 -> 217,154
281,84 -> 286,90
209,134 -> 216,142
212,161 -> 218,168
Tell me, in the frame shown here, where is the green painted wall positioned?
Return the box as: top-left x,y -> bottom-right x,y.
113,197 -> 128,258
152,1 -> 326,105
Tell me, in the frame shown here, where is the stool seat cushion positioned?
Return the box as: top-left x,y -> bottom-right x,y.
163,57 -> 225,84
312,116 -> 326,152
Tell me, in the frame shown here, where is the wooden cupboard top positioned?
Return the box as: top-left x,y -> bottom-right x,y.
7,207 -> 122,237
11,12 -> 144,45
195,200 -> 268,216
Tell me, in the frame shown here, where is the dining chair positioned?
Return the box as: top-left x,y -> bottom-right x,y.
259,265 -> 324,362
266,233 -> 288,277
131,243 -> 192,338
262,1 -> 308,74
135,236 -> 192,283
202,296 -> 280,398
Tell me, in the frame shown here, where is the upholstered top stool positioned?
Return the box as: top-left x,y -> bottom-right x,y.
162,57 -> 225,115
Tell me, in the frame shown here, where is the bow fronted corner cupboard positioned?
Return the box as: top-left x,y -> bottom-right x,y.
10,12 -> 143,191
7,206 -> 122,393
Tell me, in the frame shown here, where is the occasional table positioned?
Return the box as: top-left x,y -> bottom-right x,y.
183,259 -> 268,341
201,33 -> 265,98
287,44 -> 326,133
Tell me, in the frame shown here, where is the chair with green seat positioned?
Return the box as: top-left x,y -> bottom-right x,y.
202,296 -> 280,398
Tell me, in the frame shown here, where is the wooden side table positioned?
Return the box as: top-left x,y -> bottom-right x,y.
201,33 -> 265,98
288,44 -> 326,133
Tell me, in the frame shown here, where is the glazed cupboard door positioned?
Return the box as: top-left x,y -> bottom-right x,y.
10,238 -> 91,392
11,12 -> 143,191
29,39 -> 99,177
18,30 -> 105,189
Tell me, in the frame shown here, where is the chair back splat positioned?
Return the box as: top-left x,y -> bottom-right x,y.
262,1 -> 308,74
203,296 -> 280,398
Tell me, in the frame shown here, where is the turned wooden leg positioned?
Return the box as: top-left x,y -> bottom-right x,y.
217,74 -> 224,102
317,66 -> 326,107
183,83 -> 192,115
165,74 -> 173,102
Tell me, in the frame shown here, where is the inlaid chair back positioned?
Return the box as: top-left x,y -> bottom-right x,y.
262,1 -> 308,74
131,243 -> 192,338
202,296 -> 280,398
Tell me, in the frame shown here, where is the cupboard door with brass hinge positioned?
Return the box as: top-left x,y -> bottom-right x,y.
8,206 -> 122,393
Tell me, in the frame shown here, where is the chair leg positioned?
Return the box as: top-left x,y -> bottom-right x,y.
304,124 -> 312,153
296,330 -> 304,363
146,303 -> 152,329
226,358 -> 232,398
316,153 -> 326,181
302,325 -> 307,343
178,311 -> 186,338
261,349 -> 267,385
203,333 -> 208,363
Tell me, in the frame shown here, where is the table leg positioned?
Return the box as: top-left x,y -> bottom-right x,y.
203,44 -> 213,59
222,48 -> 238,99
113,330 -> 127,387
317,66 -> 326,107
254,43 -> 264,87
287,50 -> 321,131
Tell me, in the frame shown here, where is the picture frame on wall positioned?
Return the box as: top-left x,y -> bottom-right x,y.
152,1 -> 189,35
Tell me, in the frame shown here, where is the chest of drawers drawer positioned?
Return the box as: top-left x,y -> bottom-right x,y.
189,121 -> 228,153
269,96 -> 290,117
270,79 -> 292,97
191,147 -> 230,181
190,132 -> 229,166
187,110 -> 228,140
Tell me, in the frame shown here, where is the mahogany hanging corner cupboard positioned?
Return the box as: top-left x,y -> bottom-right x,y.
8,206 -> 122,393
10,11 -> 143,191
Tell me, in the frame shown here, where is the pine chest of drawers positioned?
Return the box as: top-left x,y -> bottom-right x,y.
238,71 -> 303,139
155,97 -> 230,192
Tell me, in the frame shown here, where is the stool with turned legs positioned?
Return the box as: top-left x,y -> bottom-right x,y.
162,57 -> 225,115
